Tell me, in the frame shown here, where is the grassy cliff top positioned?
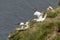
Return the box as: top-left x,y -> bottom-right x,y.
8,7 -> 60,40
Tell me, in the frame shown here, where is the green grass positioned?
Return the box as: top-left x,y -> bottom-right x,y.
54,34 -> 60,40
9,21 -> 60,40
45,11 -> 58,18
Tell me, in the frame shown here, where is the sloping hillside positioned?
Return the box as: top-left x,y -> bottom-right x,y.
8,7 -> 60,40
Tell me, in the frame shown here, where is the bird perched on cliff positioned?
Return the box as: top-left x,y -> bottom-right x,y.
34,11 -> 43,18
16,21 -> 29,30
24,21 -> 29,29
47,6 -> 55,12
16,22 -> 24,30
33,5 -> 43,18
34,11 -> 47,22
36,13 -> 47,22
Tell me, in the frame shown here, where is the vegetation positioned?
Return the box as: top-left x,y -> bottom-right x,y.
54,34 -> 60,40
8,6 -> 60,40
45,11 -> 57,18
58,0 -> 60,6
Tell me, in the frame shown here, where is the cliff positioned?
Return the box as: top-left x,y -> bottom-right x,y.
8,7 -> 60,40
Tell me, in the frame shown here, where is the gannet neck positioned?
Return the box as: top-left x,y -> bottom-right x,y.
43,13 -> 47,19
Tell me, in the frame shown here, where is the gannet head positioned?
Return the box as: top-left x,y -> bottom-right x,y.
20,22 -> 24,25
47,6 -> 54,10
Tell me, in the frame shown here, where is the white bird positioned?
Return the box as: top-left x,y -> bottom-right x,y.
34,11 -> 42,18
16,22 -> 29,30
20,22 -> 24,25
20,22 -> 25,29
24,21 -> 29,29
34,13 -> 47,22
16,22 -> 25,30
47,6 -> 55,12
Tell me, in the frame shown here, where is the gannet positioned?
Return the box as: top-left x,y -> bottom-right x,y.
24,21 -> 29,29
34,11 -> 42,18
47,6 -> 55,12
34,13 -> 47,22
16,22 -> 25,30
16,22 -> 29,30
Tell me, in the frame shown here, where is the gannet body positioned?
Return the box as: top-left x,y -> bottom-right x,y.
34,11 -> 47,22
24,21 -> 29,29
34,11 -> 42,17
16,22 -> 25,30
34,14 -> 47,22
36,13 -> 47,22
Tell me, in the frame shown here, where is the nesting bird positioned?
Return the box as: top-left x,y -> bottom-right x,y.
34,11 -> 47,22
34,11 -> 42,18
16,21 -> 29,30
35,13 -> 47,22
47,6 -> 55,12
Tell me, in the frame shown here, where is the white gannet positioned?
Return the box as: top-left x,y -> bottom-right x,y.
34,11 -> 47,22
16,22 -> 25,30
34,11 -> 42,18
47,6 -> 54,10
36,13 -> 47,22
47,6 -> 55,12
16,22 -> 29,30
24,21 -> 29,29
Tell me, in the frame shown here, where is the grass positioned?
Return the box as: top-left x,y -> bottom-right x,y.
58,0 -> 60,6
9,20 -> 60,40
45,11 -> 58,18
54,34 -> 60,40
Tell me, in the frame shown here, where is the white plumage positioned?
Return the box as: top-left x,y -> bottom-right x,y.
34,11 -> 47,22
47,6 -> 54,11
20,22 -> 24,25
36,13 -> 47,22
34,11 -> 42,18
16,21 -> 29,30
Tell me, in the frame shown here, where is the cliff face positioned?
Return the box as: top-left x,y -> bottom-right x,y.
8,7 -> 60,40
